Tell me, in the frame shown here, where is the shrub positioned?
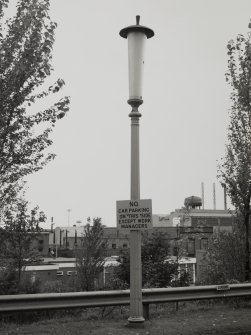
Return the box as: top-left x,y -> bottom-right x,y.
18,277 -> 41,294
0,268 -> 19,295
40,280 -> 69,293
171,272 -> 191,287
200,230 -> 246,285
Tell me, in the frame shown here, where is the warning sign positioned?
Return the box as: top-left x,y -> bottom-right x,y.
116,199 -> 152,230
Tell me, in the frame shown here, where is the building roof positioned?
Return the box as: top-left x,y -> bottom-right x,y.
25,264 -> 59,271
43,257 -> 76,263
174,209 -> 234,217
42,257 -> 119,268
167,256 -> 196,264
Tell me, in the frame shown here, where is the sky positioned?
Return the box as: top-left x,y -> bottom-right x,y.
8,0 -> 251,228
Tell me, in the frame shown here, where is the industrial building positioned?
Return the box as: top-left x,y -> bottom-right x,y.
15,187 -> 235,286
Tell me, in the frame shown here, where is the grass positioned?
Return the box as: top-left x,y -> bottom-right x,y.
0,299 -> 251,334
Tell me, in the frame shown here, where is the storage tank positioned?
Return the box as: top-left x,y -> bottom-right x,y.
184,196 -> 202,209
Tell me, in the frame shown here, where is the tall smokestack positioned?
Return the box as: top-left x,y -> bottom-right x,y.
213,182 -> 216,210
201,182 -> 204,209
222,183 -> 227,210
51,217 -> 54,232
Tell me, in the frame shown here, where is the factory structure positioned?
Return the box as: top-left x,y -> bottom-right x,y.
21,183 -> 235,286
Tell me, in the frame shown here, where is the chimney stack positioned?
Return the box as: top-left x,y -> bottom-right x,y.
222,184 -> 227,210
213,182 -> 216,210
201,182 -> 205,209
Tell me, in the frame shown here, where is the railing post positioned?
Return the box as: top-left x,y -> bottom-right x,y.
143,303 -> 149,320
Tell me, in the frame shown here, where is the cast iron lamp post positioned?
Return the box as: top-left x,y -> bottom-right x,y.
119,16 -> 154,324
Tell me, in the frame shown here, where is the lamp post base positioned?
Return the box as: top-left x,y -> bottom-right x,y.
127,316 -> 145,327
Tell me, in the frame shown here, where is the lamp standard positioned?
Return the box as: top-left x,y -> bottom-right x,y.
60,229 -> 64,248
65,229 -> 68,248
67,209 -> 71,227
120,16 -> 154,324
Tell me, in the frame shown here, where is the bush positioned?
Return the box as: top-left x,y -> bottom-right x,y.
200,230 -> 246,285
18,277 -> 41,294
0,268 -> 19,295
40,277 -> 81,293
104,275 -> 129,290
0,269 -> 41,295
40,280 -> 68,293
171,272 -> 191,287
111,232 -> 180,289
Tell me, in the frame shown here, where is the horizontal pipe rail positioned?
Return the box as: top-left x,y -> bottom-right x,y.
142,283 -> 251,304
0,283 -> 250,314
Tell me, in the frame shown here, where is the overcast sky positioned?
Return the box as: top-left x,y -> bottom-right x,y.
15,0 -> 251,228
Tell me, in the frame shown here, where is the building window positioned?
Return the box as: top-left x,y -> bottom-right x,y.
38,240 -> 43,252
187,239 -> 195,255
112,243 -> 116,249
173,246 -> 178,256
123,243 -> 128,249
200,238 -> 208,250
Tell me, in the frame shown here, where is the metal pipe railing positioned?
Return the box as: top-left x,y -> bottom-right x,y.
0,283 -> 251,319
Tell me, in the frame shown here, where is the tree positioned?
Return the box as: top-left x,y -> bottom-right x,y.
0,0 -> 70,208
141,231 -> 178,287
113,231 -> 179,289
199,230 -> 246,285
0,198 -> 45,291
218,21 -> 251,281
75,218 -> 107,291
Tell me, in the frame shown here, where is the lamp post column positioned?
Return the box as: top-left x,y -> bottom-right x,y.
119,15 -> 154,325
129,102 -> 143,322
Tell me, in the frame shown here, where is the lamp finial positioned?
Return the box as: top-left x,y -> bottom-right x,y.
136,15 -> 140,25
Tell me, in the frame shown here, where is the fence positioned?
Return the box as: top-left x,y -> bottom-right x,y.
0,283 -> 251,319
